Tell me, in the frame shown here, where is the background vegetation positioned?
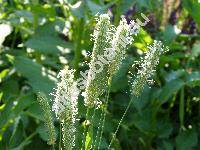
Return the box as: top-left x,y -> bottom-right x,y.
0,0 -> 200,149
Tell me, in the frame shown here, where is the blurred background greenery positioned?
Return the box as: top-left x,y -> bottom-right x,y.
0,0 -> 200,149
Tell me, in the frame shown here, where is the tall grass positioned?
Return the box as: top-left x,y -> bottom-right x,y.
37,14 -> 168,150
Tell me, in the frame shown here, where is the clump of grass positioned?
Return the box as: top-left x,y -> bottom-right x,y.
37,14 -> 168,150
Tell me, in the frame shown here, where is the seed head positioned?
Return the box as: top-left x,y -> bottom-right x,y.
37,92 -> 56,145
52,67 -> 79,120
131,40 -> 169,96
52,66 -> 79,149
109,17 -> 133,76
84,14 -> 113,108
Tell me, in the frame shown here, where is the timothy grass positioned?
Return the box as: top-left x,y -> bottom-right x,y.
37,14 -> 168,150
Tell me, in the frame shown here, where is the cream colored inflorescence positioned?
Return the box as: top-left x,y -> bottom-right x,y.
52,67 -> 79,120
131,40 -> 169,96
83,13 -> 150,108
83,14 -> 113,108
52,66 -> 79,149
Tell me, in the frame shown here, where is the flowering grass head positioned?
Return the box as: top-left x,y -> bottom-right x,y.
84,14 -> 113,108
51,66 -> 79,149
52,66 -> 79,120
37,92 -> 56,145
131,40 -> 169,96
109,17 -> 133,76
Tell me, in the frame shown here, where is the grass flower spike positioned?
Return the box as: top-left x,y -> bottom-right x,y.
109,17 -> 133,76
84,14 -> 113,108
109,41 -> 168,148
131,40 -> 169,96
37,92 -> 56,145
52,66 -> 79,149
52,67 -> 79,120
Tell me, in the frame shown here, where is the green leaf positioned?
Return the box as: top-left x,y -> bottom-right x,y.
162,140 -> 174,150
179,87 -> 184,128
133,29 -> 153,51
111,57 -> 134,92
185,72 -> 200,87
183,0 -> 200,26
163,25 -> 177,45
14,56 -> 55,95
176,128 -> 198,150
25,21 -> 73,54
158,79 -> 185,104
25,103 -> 44,121
9,118 -> 25,148
0,93 -> 34,136
85,128 -> 93,150
36,124 -> 49,142
191,43 -> 200,58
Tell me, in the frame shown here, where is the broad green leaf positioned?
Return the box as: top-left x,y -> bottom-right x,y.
165,70 -> 186,82
14,56 -> 56,95
162,141 -> 174,150
0,79 -> 20,99
111,56 -> 134,92
25,21 -> 73,54
86,0 -> 114,15
176,128 -> 198,150
36,124 -> 49,142
25,103 -> 44,121
0,93 -> 34,135
158,79 -> 184,104
156,119 -> 172,138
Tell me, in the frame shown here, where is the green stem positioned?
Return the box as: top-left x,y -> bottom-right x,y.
81,108 -> 90,150
108,97 -> 134,149
89,106 -> 97,149
52,144 -> 55,150
97,78 -> 111,150
93,108 -> 104,149
24,131 -> 37,142
179,87 -> 184,128
59,123 -> 62,150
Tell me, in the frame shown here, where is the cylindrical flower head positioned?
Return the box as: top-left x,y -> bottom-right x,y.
108,17 -> 133,76
131,40 -> 169,96
52,67 -> 79,120
84,14 -> 113,108
37,92 -> 56,145
52,66 -> 79,149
